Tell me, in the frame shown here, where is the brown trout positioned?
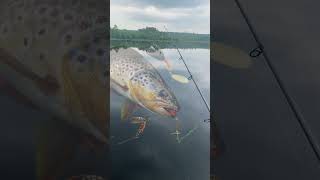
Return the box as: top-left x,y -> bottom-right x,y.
110,48 -> 179,117
0,0 -> 109,179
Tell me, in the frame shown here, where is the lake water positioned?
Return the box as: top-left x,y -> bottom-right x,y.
110,46 -> 210,180
0,43 -> 210,180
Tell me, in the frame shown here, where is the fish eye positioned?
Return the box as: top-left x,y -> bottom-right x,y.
158,89 -> 167,98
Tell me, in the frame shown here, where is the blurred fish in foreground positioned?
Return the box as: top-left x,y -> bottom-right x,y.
0,0 -> 109,179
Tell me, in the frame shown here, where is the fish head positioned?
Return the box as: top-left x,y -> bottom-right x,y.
147,47 -> 166,61
129,71 -> 179,117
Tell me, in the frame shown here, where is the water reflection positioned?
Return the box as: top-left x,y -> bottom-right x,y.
110,41 -> 210,180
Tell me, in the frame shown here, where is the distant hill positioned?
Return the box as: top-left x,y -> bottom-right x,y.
110,26 -> 210,43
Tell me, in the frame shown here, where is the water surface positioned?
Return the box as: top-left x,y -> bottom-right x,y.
110,43 -> 210,180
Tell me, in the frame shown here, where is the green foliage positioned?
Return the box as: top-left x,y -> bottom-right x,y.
110,39 -> 209,50
110,26 -> 209,43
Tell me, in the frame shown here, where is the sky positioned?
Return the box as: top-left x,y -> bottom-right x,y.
110,0 -> 210,34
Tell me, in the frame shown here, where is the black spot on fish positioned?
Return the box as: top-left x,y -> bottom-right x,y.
38,29 -> 46,35
39,7 -> 47,14
103,70 -> 108,77
3,26 -> 8,34
65,34 -> 72,44
96,49 -> 104,56
77,55 -> 87,63
79,21 -> 91,31
17,16 -> 22,21
39,53 -> 45,61
93,37 -> 100,44
24,38 -> 28,47
96,16 -> 108,24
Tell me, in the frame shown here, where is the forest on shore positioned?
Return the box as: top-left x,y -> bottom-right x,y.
110,25 -> 210,43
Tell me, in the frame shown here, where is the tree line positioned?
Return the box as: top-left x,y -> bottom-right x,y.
110,25 -> 209,42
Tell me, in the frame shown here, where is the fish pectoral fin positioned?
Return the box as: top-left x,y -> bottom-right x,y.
130,117 -> 148,124
135,121 -> 147,137
0,48 -> 59,96
164,59 -> 172,70
121,99 -> 139,122
111,79 -> 129,92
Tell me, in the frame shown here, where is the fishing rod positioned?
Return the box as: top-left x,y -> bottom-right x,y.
163,26 -> 211,115
234,0 -> 320,162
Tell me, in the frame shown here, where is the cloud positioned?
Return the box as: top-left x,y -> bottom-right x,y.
110,0 -> 210,33
111,0 -> 209,8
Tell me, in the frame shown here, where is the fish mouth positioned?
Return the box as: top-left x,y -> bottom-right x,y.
163,107 -> 178,117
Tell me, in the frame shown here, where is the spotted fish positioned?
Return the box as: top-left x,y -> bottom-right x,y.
0,0 -> 109,179
110,48 -> 179,117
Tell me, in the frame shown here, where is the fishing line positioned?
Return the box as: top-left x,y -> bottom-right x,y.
179,122 -> 201,143
163,26 -> 211,115
161,26 -> 210,144
234,0 -> 320,162
116,136 -> 139,145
